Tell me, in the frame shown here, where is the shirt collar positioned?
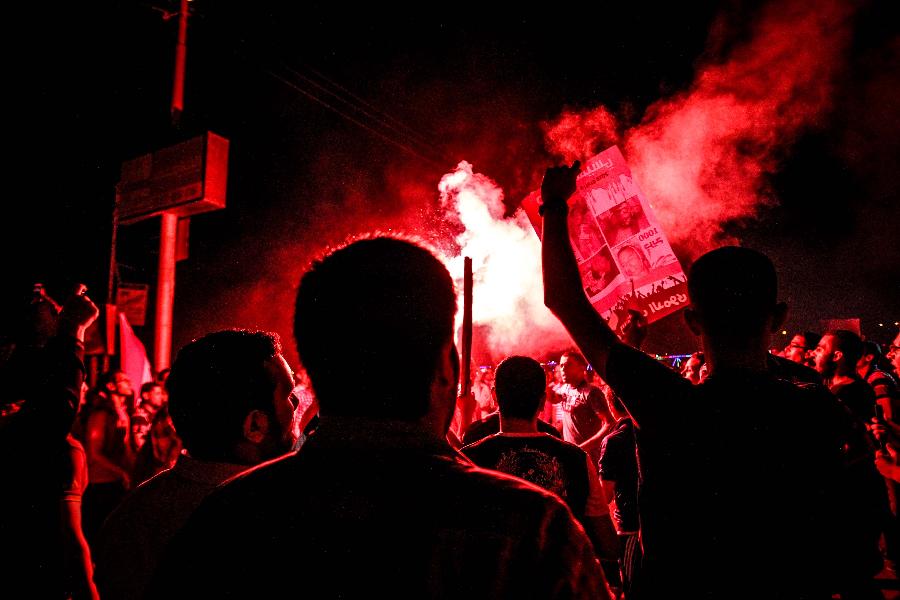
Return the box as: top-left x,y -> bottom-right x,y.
173,453 -> 249,485
307,415 -> 458,459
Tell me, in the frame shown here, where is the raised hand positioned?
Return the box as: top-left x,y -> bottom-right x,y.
540,161 -> 581,211
58,284 -> 100,341
620,309 -> 648,349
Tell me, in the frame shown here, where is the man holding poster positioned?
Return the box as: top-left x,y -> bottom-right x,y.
522,146 -> 686,334
539,161 -> 858,598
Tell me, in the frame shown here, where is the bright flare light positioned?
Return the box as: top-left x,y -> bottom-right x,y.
439,161 -> 571,361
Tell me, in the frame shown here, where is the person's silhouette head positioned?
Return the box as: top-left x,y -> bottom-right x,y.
494,356 -> 546,420
294,236 -> 458,426
166,329 -> 297,464
684,246 -> 786,343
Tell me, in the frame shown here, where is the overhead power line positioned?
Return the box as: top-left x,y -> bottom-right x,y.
264,66 -> 448,169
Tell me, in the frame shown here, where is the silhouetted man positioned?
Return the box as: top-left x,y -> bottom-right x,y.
96,330 -> 299,600
150,236 -> 610,598
1,285 -> 101,599
541,162 -> 854,598
815,330 -> 877,421
462,355 -> 621,592
812,330 -> 890,596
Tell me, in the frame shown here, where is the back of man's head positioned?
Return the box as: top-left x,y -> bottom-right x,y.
294,236 -> 457,420
829,329 -> 864,370
861,340 -> 882,360
166,329 -> 281,462
495,356 -> 546,420
801,331 -> 822,350
687,246 -> 778,337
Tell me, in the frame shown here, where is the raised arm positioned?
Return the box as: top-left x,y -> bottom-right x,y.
540,163 -> 621,380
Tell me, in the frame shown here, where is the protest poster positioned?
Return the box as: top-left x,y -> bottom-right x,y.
522,146 -> 688,332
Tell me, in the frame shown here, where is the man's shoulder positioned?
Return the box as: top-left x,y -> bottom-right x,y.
868,368 -> 898,388
533,432 -> 590,459
767,354 -> 821,385
202,451 -> 299,505
461,412 -> 499,445
606,342 -> 686,389
468,433 -> 584,458
100,469 -> 184,542
602,420 -> 634,445
158,453 -> 302,556
460,434 -> 495,461
115,468 -> 182,508
459,457 -> 580,510
727,372 -> 836,413
208,447 -> 572,526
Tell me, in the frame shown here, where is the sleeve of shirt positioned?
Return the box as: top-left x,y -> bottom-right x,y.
584,454 -> 610,517
61,439 -> 88,502
871,373 -> 899,405
15,335 -> 86,446
44,334 -> 86,423
604,342 -> 691,431
597,432 -> 620,482
587,386 -> 610,419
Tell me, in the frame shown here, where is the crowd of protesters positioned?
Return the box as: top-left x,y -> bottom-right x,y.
1,162 -> 898,599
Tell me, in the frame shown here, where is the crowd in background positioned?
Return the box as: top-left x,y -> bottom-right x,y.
1,164 -> 898,599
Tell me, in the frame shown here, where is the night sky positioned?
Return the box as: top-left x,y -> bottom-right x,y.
5,1 -> 898,366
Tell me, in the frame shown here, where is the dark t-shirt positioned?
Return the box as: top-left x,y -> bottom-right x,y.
832,378 -> 876,423
605,343 -> 849,597
149,421 -> 606,599
597,418 -> 638,533
0,336 -> 88,597
461,411 -> 561,446
767,353 -> 822,385
829,378 -> 889,579
462,433 -> 591,519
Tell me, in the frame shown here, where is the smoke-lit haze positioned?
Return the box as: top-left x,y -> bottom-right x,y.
20,2 -> 894,369
438,162 -> 571,360
544,0 -> 856,257
191,0 -> 876,365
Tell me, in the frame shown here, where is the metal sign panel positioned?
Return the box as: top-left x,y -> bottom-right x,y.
115,283 -> 150,327
117,132 -> 228,224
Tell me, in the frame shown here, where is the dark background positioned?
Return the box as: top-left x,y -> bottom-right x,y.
4,1 -> 898,366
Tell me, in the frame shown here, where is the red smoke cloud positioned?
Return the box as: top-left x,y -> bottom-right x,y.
438,162 -> 571,364
191,0 -> 860,369
542,106 -> 619,166
544,0 -> 856,256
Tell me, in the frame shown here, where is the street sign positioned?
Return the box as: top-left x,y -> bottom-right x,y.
117,131 -> 229,224
116,283 -> 150,327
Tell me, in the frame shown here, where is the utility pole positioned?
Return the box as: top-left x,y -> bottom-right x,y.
170,0 -> 188,126
154,0 -> 190,372
116,1 -> 227,378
